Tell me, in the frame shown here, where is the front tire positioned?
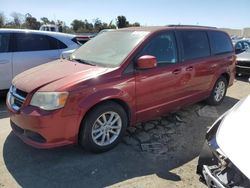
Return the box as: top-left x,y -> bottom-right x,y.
79,101 -> 128,153
206,76 -> 228,106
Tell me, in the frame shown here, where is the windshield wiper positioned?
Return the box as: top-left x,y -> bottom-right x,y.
71,58 -> 96,66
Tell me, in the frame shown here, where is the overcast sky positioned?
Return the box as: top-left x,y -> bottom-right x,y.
1,0 -> 249,29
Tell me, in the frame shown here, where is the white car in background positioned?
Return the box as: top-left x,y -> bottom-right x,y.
0,29 -> 84,90
197,96 -> 250,187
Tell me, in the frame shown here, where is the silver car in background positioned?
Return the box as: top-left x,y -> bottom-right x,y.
0,29 -> 82,90
236,48 -> 250,76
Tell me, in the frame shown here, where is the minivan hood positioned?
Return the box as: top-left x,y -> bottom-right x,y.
216,95 -> 250,179
12,59 -> 109,93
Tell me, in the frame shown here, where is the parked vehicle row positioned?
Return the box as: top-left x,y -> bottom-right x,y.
6,25 -> 236,153
0,29 -> 91,90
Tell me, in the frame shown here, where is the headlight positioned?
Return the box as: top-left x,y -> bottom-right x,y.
30,92 -> 68,110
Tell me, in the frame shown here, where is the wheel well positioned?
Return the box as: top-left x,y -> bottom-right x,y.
221,73 -> 230,84
80,99 -> 131,127
78,99 -> 131,143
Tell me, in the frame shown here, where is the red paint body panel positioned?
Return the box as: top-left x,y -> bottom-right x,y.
7,26 -> 236,148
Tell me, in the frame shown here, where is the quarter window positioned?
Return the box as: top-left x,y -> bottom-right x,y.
140,32 -> 177,64
208,31 -> 233,55
47,36 -> 67,49
0,33 -> 10,53
179,31 -> 210,61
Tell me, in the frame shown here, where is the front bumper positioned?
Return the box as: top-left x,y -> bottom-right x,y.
202,165 -> 225,188
236,65 -> 250,75
7,96 -> 80,149
197,141 -> 250,188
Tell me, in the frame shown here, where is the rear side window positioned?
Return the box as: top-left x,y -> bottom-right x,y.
208,31 -> 233,55
0,33 -> 10,53
14,33 -> 67,52
179,30 -> 210,61
15,33 -> 51,52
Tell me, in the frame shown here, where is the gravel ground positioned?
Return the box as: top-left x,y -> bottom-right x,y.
0,77 -> 249,188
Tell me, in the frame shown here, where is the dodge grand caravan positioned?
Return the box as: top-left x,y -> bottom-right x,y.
7,26 -> 236,153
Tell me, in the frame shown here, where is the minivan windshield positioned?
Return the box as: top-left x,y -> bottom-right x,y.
71,31 -> 149,67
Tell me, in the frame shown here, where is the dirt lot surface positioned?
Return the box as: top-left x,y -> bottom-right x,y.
0,77 -> 249,188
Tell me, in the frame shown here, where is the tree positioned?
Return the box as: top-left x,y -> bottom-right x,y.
25,14 -> 41,30
108,20 -> 117,29
56,20 -> 65,32
130,22 -> 140,27
0,12 -> 5,27
116,16 -> 129,28
40,17 -> 50,25
71,19 -> 85,32
10,12 -> 24,28
94,18 -> 102,31
84,19 -> 93,31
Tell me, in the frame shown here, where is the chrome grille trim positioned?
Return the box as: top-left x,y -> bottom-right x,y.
7,85 -> 27,111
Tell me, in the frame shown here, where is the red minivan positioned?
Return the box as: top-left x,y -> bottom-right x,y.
6,26 -> 236,152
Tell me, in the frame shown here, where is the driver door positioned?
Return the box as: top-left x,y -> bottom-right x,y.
135,31 -> 187,122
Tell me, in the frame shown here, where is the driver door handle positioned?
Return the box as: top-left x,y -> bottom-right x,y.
172,69 -> 181,75
185,66 -> 193,71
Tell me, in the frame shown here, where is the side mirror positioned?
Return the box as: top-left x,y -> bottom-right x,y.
137,55 -> 157,69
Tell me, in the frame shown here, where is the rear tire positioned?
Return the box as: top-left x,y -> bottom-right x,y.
79,101 -> 128,153
206,76 -> 228,106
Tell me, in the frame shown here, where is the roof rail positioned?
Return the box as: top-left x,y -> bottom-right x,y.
167,24 -> 217,29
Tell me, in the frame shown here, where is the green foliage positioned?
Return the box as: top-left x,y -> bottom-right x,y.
116,15 -> 129,28
71,19 -> 85,32
40,17 -> 50,24
25,15 -> 41,30
10,12 -> 24,28
0,12 -> 141,32
0,12 -> 5,27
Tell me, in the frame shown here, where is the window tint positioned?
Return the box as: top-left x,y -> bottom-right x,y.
140,32 -> 177,64
0,33 -> 10,53
47,36 -> 67,49
15,33 -> 51,52
179,31 -> 210,61
208,31 -> 233,55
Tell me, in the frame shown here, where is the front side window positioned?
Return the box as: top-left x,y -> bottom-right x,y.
71,31 -> 149,67
208,31 -> 233,55
139,32 -> 177,64
15,33 -> 51,52
179,30 -> 210,61
0,33 -> 10,53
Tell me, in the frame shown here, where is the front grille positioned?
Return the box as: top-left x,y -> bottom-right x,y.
14,98 -> 23,108
7,85 -> 28,111
237,61 -> 250,68
16,88 -> 28,98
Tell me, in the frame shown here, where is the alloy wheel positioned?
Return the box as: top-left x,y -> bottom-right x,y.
214,80 -> 226,102
91,111 -> 122,146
